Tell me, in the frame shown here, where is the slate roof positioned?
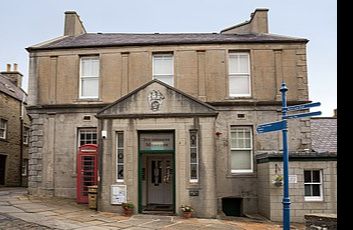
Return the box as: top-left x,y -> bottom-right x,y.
310,118 -> 337,153
27,33 -> 308,50
0,74 -> 26,101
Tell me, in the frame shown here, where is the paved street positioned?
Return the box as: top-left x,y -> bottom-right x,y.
0,187 -> 304,229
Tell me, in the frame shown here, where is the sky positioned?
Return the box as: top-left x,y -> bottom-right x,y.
0,0 -> 336,117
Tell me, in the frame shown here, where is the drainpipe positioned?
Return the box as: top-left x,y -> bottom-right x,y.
19,97 -> 25,186
97,118 -> 104,211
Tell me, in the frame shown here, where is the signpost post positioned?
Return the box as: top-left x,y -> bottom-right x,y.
256,82 -> 321,230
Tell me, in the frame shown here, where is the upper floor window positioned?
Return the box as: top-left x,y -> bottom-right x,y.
80,56 -> 99,99
228,52 -> 251,97
230,126 -> 253,173
153,53 -> 174,86
23,127 -> 29,144
304,170 -> 323,201
0,119 -> 7,139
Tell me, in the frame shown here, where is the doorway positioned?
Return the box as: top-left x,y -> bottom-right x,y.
0,155 -> 6,185
138,131 -> 175,214
141,154 -> 174,213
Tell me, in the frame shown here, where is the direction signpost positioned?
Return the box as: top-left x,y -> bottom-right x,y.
256,82 -> 321,230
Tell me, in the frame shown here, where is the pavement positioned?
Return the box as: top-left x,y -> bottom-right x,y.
0,187 -> 305,229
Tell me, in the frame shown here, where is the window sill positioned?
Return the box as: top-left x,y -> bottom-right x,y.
74,99 -> 103,103
227,172 -> 256,178
304,197 -> 324,202
225,97 -> 253,101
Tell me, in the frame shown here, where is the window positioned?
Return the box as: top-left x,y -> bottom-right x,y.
78,128 -> 97,147
22,159 -> 28,176
228,52 -> 251,97
189,130 -> 199,182
230,126 -> 253,173
304,170 -> 323,201
153,53 -> 174,86
23,127 -> 29,144
80,56 -> 99,99
0,119 -> 7,139
116,132 -> 124,182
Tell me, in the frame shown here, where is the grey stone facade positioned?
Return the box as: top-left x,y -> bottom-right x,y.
25,9 -> 337,223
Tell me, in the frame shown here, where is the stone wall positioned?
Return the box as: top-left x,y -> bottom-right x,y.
214,105 -> 310,216
27,108 -> 99,197
29,43 -> 308,106
256,159 -> 337,223
0,92 -> 29,186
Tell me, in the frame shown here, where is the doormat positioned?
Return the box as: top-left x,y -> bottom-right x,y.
144,204 -> 172,211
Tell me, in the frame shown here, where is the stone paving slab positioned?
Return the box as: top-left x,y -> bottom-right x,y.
0,205 -> 24,213
0,187 -> 305,230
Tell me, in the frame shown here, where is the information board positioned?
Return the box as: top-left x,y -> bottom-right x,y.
111,185 -> 127,204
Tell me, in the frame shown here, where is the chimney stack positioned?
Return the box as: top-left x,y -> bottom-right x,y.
64,11 -> 87,36
221,8 -> 269,34
0,63 -> 23,88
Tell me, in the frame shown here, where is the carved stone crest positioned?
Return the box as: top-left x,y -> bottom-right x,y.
148,90 -> 165,111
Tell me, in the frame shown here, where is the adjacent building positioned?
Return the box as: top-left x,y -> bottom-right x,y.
26,9 -> 337,222
0,64 -> 30,187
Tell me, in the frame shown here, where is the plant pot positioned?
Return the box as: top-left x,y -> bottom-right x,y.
274,180 -> 283,187
182,211 -> 192,218
123,208 -> 134,217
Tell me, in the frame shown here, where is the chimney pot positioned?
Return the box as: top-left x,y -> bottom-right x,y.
6,64 -> 11,72
13,63 -> 18,72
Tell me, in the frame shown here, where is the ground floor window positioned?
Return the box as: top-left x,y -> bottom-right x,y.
304,170 -> 323,201
230,126 -> 253,173
189,130 -> 199,182
78,128 -> 97,146
116,131 -> 124,182
21,159 -> 28,176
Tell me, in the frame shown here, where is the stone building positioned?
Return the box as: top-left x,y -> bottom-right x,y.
26,9 -> 336,222
0,64 -> 30,186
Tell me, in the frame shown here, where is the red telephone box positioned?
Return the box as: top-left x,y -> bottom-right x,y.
77,144 -> 98,204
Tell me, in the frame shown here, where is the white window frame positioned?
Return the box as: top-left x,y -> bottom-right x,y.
0,119 -> 7,139
152,53 -> 174,86
79,56 -> 100,99
228,52 -> 251,97
189,130 -> 199,183
21,159 -> 28,176
116,131 -> 124,182
230,126 -> 253,173
304,170 -> 324,201
78,128 -> 97,147
23,126 -> 29,144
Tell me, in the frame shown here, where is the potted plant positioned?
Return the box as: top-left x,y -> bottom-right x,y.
273,175 -> 283,187
180,205 -> 194,218
121,202 -> 134,216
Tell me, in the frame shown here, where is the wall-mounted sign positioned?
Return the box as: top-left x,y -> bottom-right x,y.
140,133 -> 174,151
189,190 -> 199,196
111,185 -> 127,204
289,175 -> 297,184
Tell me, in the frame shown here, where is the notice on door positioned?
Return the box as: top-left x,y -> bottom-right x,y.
111,185 -> 127,204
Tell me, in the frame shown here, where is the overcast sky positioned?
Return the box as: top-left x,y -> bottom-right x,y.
0,0 -> 336,116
